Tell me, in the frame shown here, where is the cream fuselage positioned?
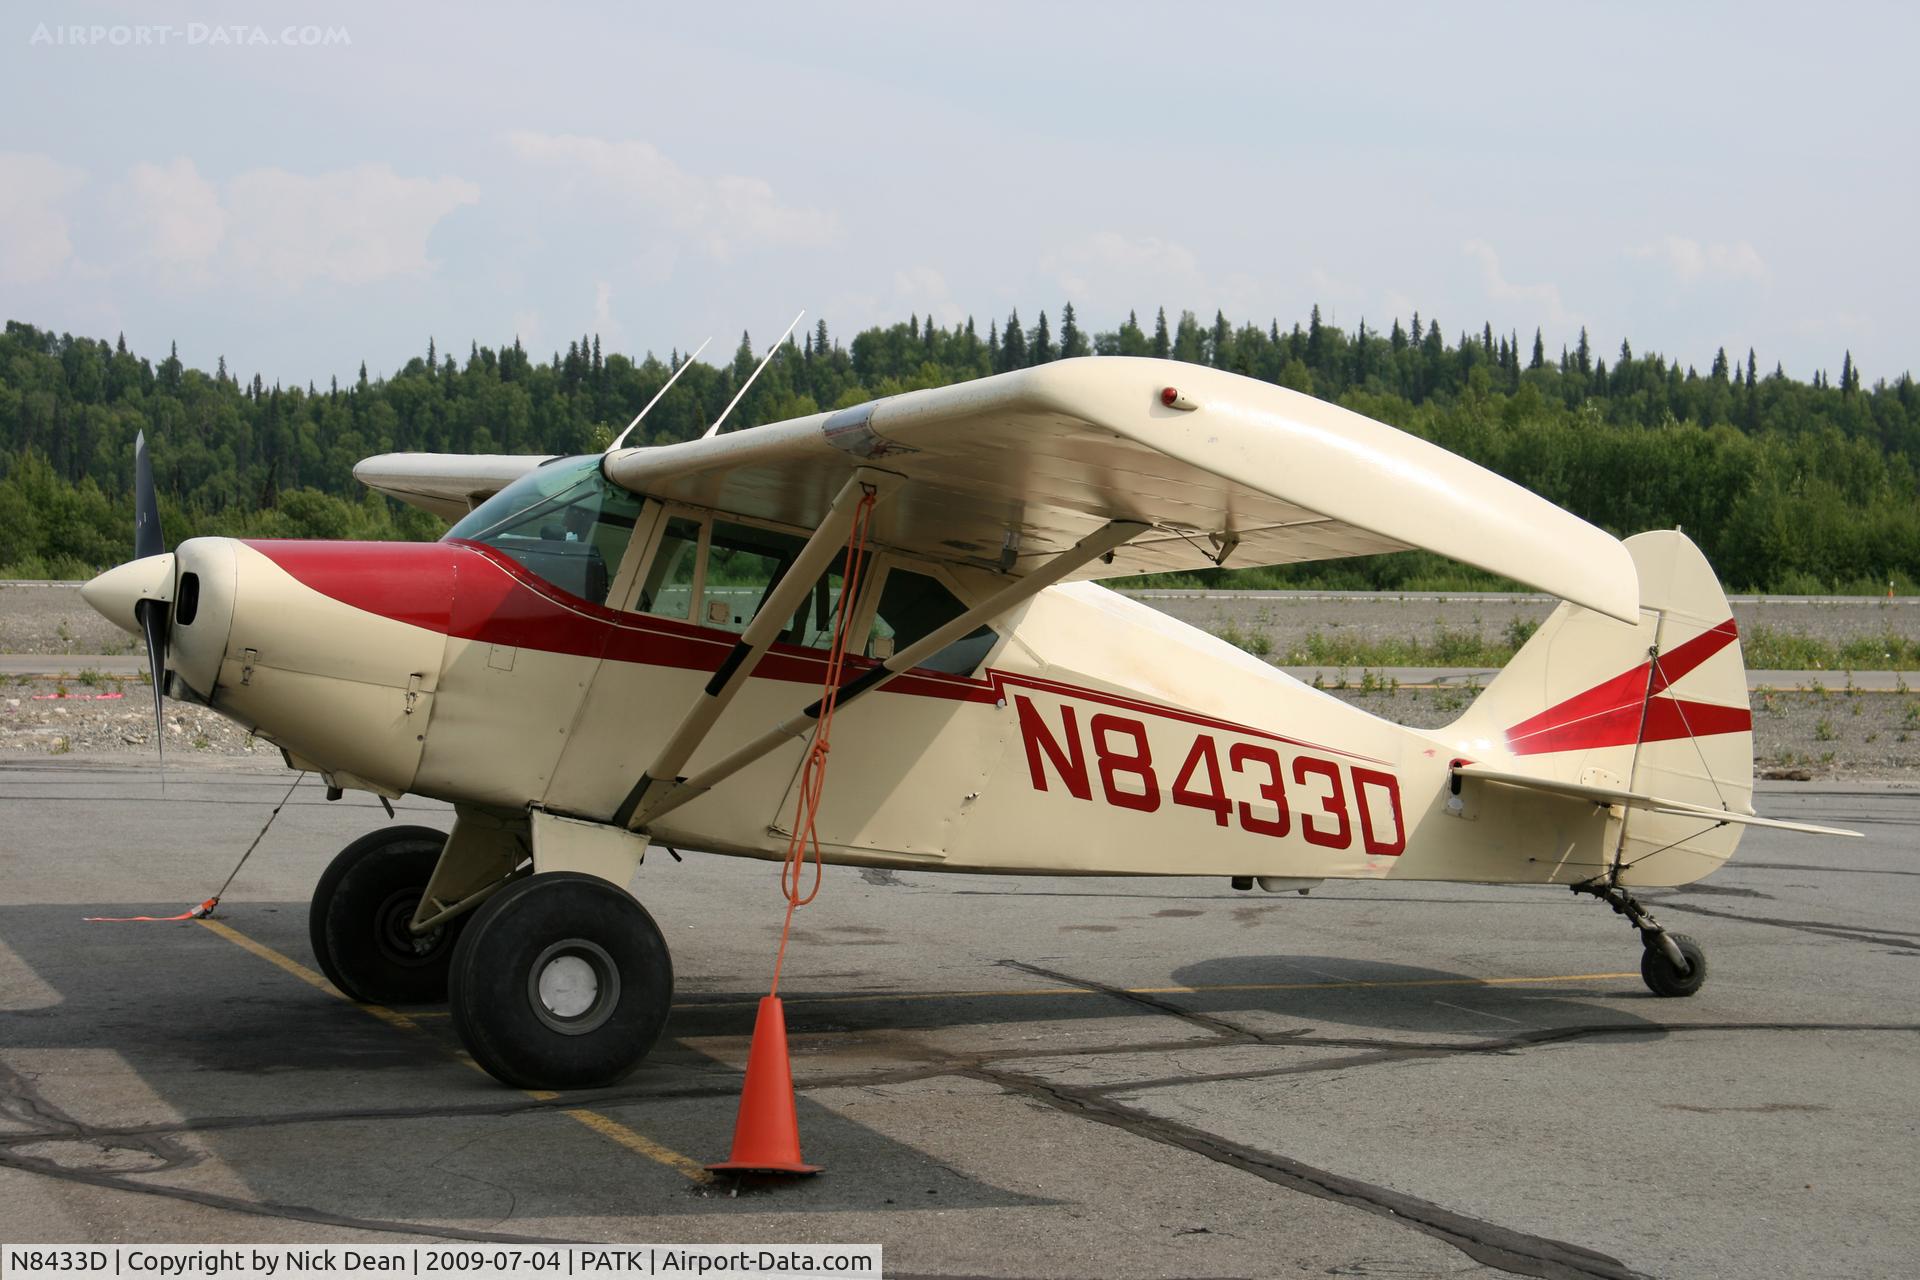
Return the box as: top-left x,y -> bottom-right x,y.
160,528 -> 1734,891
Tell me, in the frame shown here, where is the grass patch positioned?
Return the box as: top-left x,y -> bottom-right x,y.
1224,621 -> 1920,671
1280,626 -> 1515,667
1744,626 -> 1920,671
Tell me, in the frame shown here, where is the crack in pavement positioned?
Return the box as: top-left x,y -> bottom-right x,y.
978,962 -> 1645,1278
962,1061 -> 1646,1280
0,1057 -> 563,1243
1650,899 -> 1920,948
996,958 -> 1270,1041
1080,1022 -> 1920,1096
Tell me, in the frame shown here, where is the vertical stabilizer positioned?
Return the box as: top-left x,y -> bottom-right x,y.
1447,530 -> 1753,885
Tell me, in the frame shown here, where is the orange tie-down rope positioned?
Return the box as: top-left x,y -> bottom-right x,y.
768,486 -> 878,995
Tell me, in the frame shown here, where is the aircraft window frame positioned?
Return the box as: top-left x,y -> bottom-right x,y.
619,507 -> 1007,673
626,502 -> 707,622
604,500 -> 666,614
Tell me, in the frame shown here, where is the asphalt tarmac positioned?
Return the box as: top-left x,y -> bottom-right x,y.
2,760 -> 1915,1279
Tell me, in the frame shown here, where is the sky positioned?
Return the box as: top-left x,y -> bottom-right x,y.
2,1 -> 1914,389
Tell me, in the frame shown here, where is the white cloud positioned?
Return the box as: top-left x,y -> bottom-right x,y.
1629,236 -> 1771,286
892,265 -> 963,325
1463,239 -> 1576,327
223,165 -> 479,290
1039,231 -> 1212,314
591,278 -> 628,350
512,309 -> 544,352
503,131 -> 835,261
0,152 -> 84,284
100,158 -> 476,292
118,158 -> 227,275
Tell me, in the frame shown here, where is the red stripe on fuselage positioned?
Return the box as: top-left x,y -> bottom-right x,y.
243,538 -> 994,703
241,538 -> 1382,760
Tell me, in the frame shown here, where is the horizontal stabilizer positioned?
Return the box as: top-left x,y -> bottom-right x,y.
1451,763 -> 1862,838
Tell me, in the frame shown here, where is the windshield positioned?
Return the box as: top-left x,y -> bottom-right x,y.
445,456 -> 642,606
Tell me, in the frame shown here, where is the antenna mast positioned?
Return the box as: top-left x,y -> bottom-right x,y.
703,310 -> 805,440
608,336 -> 712,451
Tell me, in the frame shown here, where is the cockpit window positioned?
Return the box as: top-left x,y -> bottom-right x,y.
445,456 -> 642,606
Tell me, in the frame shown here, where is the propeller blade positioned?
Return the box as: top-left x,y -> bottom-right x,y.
133,431 -> 169,776
134,430 -> 164,561
137,598 -> 168,773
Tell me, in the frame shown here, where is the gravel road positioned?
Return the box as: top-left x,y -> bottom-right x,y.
5,582 -> 1916,778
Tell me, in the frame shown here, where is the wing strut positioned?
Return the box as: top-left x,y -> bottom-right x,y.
629,518 -> 1147,829
611,467 -> 904,828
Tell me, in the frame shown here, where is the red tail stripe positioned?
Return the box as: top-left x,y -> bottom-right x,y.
1509,697 -> 1751,756
1505,619 -> 1746,755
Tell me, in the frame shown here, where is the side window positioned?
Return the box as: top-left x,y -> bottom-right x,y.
870,568 -> 996,675
704,521 -> 801,632
638,516 -> 701,621
702,520 -> 870,648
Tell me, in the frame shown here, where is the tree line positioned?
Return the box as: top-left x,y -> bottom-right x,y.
1,309 -> 1916,593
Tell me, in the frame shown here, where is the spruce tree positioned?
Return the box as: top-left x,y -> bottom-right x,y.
1000,308 -> 1026,371
1530,328 -> 1545,370
1152,307 -> 1171,359
1059,302 -> 1090,358
1031,310 -> 1053,363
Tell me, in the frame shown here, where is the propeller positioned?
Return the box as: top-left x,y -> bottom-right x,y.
131,431 -> 169,768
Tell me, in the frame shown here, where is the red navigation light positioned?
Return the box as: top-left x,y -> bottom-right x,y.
1160,386 -> 1179,407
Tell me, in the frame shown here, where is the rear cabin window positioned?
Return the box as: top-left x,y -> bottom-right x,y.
445,457 -> 641,606
868,568 -> 996,674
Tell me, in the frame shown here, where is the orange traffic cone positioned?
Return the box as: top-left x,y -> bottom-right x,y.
708,996 -> 822,1175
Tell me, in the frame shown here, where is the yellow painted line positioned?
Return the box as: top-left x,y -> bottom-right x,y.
560,1106 -> 716,1182
676,971 -> 1639,1012
198,917 -> 712,1184
198,918 -> 425,1034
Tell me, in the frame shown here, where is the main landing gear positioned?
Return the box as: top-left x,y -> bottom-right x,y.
1572,879 -> 1708,998
309,832 -> 674,1089
309,826 -> 465,1003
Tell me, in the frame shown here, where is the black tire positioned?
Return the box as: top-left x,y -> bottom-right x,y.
308,825 -> 461,1004
1641,932 -> 1708,997
447,872 -> 673,1090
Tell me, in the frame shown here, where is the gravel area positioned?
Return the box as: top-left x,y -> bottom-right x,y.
6,582 -> 1917,779
0,582 -> 138,656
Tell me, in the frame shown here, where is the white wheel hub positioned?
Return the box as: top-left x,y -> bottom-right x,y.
537,953 -> 600,1019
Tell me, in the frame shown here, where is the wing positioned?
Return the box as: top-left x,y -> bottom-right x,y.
605,357 -> 1640,622
353,453 -> 559,521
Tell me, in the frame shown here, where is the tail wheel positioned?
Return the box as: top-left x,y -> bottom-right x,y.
309,825 -> 461,1004
1641,932 -> 1708,998
448,872 -> 673,1090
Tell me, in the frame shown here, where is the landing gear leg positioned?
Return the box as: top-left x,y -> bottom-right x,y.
1572,879 -> 1708,998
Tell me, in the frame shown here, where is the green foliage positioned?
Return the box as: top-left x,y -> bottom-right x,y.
1743,625 -> 1920,671
3,312 -> 1919,592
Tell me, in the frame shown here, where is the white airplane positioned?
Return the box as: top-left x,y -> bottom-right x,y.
81,356 -> 1857,1091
